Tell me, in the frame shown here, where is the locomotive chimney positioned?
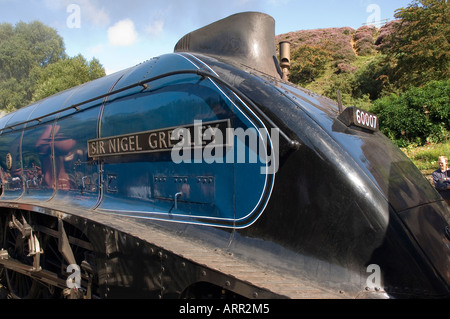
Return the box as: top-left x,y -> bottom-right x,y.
174,12 -> 283,79
279,41 -> 291,81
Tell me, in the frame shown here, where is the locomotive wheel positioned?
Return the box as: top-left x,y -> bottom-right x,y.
39,220 -> 99,299
3,212 -> 42,299
2,211 -> 98,299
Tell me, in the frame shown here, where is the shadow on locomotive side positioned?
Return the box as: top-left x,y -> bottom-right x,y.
0,12 -> 448,299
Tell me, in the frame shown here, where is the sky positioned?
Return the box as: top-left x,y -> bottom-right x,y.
1,0 -> 414,75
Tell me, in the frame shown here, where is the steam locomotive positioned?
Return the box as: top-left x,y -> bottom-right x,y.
0,12 -> 448,299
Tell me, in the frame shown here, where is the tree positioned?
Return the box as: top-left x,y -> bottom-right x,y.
0,21 -> 65,80
381,0 -> 450,89
354,55 -> 398,100
32,55 -> 106,101
0,21 -> 66,111
0,21 -> 106,112
371,79 -> 450,146
0,78 -> 28,113
289,45 -> 332,85
322,72 -> 373,110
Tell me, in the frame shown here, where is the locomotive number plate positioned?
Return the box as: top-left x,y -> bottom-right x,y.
338,107 -> 379,132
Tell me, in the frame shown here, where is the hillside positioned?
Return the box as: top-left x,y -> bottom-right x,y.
275,22 -> 396,109
276,23 -> 390,59
274,14 -> 449,152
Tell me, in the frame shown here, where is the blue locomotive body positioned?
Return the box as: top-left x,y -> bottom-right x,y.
0,12 -> 448,299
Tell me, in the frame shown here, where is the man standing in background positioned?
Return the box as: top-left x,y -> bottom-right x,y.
433,156 -> 450,205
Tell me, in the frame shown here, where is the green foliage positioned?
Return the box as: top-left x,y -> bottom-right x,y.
289,45 -> 332,85
323,73 -> 355,104
370,79 -> 450,147
401,141 -> 450,172
0,21 -> 65,111
0,21 -> 65,80
323,72 -> 373,110
381,0 -> 450,89
354,26 -> 377,56
0,21 -> 105,112
32,55 -> 106,101
278,0 -> 449,148
353,54 -> 399,101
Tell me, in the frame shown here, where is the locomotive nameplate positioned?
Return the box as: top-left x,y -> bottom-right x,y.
88,119 -> 231,158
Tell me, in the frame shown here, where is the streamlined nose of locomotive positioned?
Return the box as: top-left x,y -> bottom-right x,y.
173,11 -> 450,298
397,201 -> 450,295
